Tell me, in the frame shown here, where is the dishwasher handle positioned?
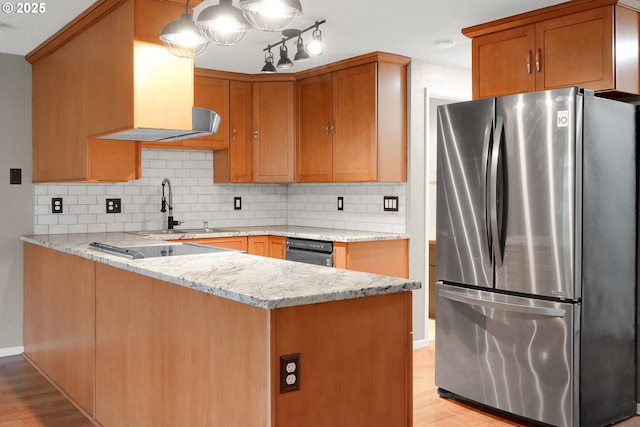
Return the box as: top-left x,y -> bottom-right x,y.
439,288 -> 566,318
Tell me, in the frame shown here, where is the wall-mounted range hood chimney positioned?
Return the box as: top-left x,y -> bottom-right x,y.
27,0 -> 217,155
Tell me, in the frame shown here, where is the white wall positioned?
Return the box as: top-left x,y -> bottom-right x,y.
0,53 -> 33,355
407,60 -> 471,346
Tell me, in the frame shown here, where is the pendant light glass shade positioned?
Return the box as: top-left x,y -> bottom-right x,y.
160,12 -> 209,58
196,0 -> 252,46
239,0 -> 302,31
261,50 -> 277,73
306,27 -> 323,55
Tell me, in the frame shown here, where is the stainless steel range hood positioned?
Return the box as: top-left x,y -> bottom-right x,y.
97,107 -> 222,142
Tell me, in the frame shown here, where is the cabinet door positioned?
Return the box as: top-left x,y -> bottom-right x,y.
229,80 -> 253,182
186,77 -> 229,149
472,25 -> 536,99
535,6 -> 613,91
248,235 -> 269,256
268,236 -> 286,259
332,63 -> 378,181
253,81 -> 295,183
297,74 -> 333,182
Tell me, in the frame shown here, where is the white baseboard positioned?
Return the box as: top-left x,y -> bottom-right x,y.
0,346 -> 24,357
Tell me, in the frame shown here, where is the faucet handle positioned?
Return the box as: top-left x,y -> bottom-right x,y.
203,221 -> 210,231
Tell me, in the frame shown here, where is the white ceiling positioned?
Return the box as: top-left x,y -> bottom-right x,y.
0,0 -> 567,73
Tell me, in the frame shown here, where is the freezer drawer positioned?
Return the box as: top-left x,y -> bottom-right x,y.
435,282 -> 578,427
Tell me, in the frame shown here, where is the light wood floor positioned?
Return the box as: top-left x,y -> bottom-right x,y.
2,345 -> 640,427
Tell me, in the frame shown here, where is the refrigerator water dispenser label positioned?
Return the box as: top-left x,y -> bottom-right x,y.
557,110 -> 569,127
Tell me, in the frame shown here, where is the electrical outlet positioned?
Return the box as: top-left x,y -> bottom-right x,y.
383,196 -> 399,212
337,196 -> 344,211
234,197 -> 242,210
106,198 -> 121,214
52,197 -> 63,214
280,353 -> 300,393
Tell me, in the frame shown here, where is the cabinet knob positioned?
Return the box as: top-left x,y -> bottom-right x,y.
254,130 -> 258,139
232,127 -> 236,140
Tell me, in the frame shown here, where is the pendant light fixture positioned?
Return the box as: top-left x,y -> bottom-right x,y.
239,0 -> 302,31
196,0 -> 252,46
305,25 -> 323,55
160,0 -> 208,58
282,29 -> 309,62
261,49 -> 277,73
277,41 -> 294,69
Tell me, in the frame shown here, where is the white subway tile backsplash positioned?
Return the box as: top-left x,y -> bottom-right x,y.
33,149 -> 406,235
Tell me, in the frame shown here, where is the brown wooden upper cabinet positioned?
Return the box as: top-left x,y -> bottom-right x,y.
252,81 -> 295,183
297,54 -> 409,182
464,0 -> 640,99
213,79 -> 253,183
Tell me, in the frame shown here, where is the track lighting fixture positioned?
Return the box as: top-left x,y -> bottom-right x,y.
196,0 -> 252,46
160,0 -> 208,58
260,20 -> 324,72
239,0 -> 303,31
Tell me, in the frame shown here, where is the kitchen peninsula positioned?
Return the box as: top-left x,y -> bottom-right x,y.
21,230 -> 419,427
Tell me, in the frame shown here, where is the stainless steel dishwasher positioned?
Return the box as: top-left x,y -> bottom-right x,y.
285,238 -> 333,267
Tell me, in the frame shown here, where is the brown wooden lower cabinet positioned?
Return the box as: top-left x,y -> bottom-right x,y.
184,235 -> 285,259
23,243 -> 413,427
334,239 -> 409,278
268,236 -> 286,259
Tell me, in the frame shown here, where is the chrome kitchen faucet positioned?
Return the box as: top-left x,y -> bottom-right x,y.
161,178 -> 182,230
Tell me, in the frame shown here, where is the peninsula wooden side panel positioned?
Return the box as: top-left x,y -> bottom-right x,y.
23,243 -> 96,416
94,263 -> 270,427
271,292 -> 413,427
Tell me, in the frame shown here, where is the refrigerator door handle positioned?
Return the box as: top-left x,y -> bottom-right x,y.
481,123 -> 493,259
489,117 -> 504,265
438,289 -> 567,318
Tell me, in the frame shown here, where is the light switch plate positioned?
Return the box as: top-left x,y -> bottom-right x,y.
9,168 -> 21,185
383,196 -> 399,212
234,197 -> 242,210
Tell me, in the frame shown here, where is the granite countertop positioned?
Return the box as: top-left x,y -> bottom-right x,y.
21,228 -> 420,310
131,225 -> 409,242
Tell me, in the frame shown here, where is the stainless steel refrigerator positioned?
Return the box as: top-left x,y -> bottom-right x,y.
435,87 -> 637,427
